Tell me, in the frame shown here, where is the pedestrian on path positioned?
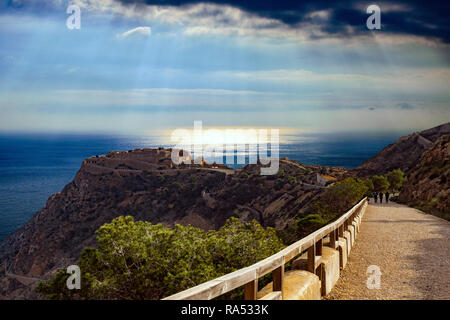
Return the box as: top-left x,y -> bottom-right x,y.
385,191 -> 389,203
379,192 -> 383,203
373,191 -> 378,203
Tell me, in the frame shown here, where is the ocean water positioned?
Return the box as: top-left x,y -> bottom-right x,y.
0,132 -> 400,242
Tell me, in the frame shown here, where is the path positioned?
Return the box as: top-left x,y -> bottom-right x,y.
326,202 -> 450,300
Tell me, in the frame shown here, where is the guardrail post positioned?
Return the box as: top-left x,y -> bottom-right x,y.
244,279 -> 258,300
330,229 -> 336,248
307,244 -> 315,273
316,238 -> 323,256
273,265 -> 284,294
339,225 -> 344,238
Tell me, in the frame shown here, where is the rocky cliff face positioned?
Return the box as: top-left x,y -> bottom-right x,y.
0,149 -> 342,299
352,122 -> 450,220
353,122 -> 450,178
397,134 -> 450,219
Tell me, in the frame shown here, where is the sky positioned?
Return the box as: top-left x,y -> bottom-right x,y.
0,0 -> 449,135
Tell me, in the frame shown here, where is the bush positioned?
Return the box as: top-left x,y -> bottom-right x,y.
314,177 -> 369,217
36,216 -> 284,300
386,169 -> 406,192
296,214 -> 328,235
292,178 -> 368,239
371,175 -> 390,193
287,176 -> 297,184
364,179 -> 374,194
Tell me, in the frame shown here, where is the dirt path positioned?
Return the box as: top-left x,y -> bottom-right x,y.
326,202 -> 450,300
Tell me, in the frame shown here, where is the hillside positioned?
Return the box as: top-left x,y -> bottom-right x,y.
353,122 -> 450,178
397,134 -> 450,219
0,149 -> 344,299
2,123 -> 449,299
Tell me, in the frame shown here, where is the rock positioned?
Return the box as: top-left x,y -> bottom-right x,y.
353,122 -> 450,178
398,134 -> 450,217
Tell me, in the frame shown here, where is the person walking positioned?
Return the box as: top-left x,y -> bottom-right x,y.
379,192 -> 383,203
385,191 -> 389,203
373,191 -> 378,203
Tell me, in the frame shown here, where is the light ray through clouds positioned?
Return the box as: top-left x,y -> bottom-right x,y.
0,0 -> 448,134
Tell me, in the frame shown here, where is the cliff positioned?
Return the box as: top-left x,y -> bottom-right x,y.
0,148 -> 341,299
353,122 -> 450,178
397,134 -> 450,219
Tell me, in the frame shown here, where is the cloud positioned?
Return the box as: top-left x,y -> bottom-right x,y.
117,0 -> 449,43
61,0 -> 448,45
116,26 -> 151,39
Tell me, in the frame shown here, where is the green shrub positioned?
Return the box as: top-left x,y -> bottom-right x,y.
314,177 -> 369,217
296,214 -> 328,234
36,216 -> 284,300
371,175 -> 390,193
385,169 -> 406,192
287,176 -> 297,184
364,179 -> 374,194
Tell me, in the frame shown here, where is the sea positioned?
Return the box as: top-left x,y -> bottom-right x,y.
0,131 -> 403,242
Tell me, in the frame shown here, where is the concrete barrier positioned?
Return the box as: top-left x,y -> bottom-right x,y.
291,245 -> 340,296
343,230 -> 352,255
257,270 -> 321,300
320,247 -> 340,295
348,224 -> 356,245
322,236 -> 348,269
336,237 -> 348,268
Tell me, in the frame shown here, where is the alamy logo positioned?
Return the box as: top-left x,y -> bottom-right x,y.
66,265 -> 81,290
66,4 -> 81,30
366,4 -> 381,30
366,265 -> 382,289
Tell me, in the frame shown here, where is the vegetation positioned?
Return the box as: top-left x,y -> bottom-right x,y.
287,175 -> 297,184
36,216 -> 284,300
371,175 -> 390,193
296,214 -> 328,234
35,167 -> 409,300
314,177 -> 368,217
363,179 -> 375,196
293,177 -> 368,237
386,169 -> 406,192
366,169 -> 406,194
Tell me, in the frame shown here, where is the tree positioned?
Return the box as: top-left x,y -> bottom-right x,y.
364,179 -> 374,192
363,179 -> 375,196
207,217 -> 284,274
36,216 -> 284,300
296,214 -> 328,235
371,175 -> 390,193
317,178 -> 369,215
386,169 -> 406,192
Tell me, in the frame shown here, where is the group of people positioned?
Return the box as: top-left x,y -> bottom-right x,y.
372,191 -> 391,203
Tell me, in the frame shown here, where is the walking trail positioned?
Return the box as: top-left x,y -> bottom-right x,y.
326,202 -> 450,300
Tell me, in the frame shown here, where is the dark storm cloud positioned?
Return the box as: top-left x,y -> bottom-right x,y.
116,0 -> 450,42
